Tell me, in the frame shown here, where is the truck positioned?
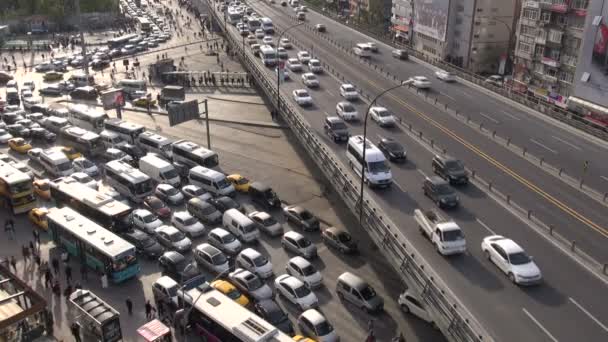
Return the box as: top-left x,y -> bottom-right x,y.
159,85 -> 185,107
413,209 -> 466,255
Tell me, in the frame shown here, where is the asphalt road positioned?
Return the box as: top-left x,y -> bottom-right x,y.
238,0 -> 608,269
211,2 -> 608,341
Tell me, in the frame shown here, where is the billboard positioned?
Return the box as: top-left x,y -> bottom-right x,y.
101,88 -> 125,110
573,0 -> 608,108
413,0 -> 450,42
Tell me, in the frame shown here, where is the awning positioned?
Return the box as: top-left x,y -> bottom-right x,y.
137,319 -> 170,342
392,24 -> 409,33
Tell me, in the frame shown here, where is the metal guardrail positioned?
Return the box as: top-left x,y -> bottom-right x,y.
201,1 -> 493,341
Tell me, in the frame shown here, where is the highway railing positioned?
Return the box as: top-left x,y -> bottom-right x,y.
299,1 -> 608,142
202,1 -> 493,341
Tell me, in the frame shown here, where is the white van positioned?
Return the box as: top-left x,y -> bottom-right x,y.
139,154 -> 181,187
40,149 -> 74,177
99,130 -> 126,148
353,43 -> 372,58
223,209 -> 259,243
117,79 -> 147,99
260,45 -> 277,66
189,166 -> 236,197
136,131 -> 173,160
68,72 -> 95,87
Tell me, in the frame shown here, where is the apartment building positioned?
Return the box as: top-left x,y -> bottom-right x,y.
390,0 -> 413,42
512,0 -> 589,105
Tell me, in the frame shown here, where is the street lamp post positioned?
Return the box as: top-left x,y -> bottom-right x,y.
358,80 -> 412,224
276,22 -> 304,114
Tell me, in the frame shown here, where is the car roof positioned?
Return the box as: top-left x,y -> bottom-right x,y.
256,299 -> 281,313
210,227 -> 230,237
134,208 -> 153,216
284,230 -> 305,240
250,211 -> 271,219
196,243 -> 220,256
126,229 -> 148,240
289,256 -> 311,268
300,309 -> 326,325
157,183 -> 174,190
490,236 -> 524,254
163,250 -> 184,262
240,248 -> 262,259
326,116 -> 343,124
157,225 -> 179,234
427,176 -> 448,185
173,211 -> 193,220
280,274 -> 304,288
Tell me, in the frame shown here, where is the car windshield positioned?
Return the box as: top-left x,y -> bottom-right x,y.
331,121 -> 347,130
297,91 -> 308,97
311,61 -> 320,66
338,232 -> 352,243
183,217 -> 198,225
445,160 -> 464,171
165,187 -> 179,196
298,238 -> 311,247
306,75 -> 316,80
294,284 -> 311,297
266,307 -> 287,324
300,211 -> 313,220
237,177 -> 249,185
343,104 -> 355,112
149,199 -> 164,209
174,259 -> 189,271
162,169 -> 178,179
217,179 -> 231,188
436,184 -> 454,195
377,110 -> 390,117
248,277 -> 263,289
443,229 -> 464,241
57,162 -> 72,171
300,52 -> 309,57
368,160 -> 389,173
135,180 -> 154,194
226,287 -> 242,300
385,141 -> 403,152
509,252 -> 532,265
252,255 -> 268,267
344,86 -> 355,92
141,235 -> 156,248
170,231 -> 186,242
211,253 -> 227,265
221,233 -> 236,243
262,216 -> 277,226
142,214 -> 157,223
301,264 -> 316,276
199,205 -> 215,215
360,286 -> 377,300
316,321 -> 333,336
221,198 -> 237,208
81,159 -> 95,168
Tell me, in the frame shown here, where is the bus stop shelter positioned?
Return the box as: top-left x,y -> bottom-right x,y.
137,319 -> 171,342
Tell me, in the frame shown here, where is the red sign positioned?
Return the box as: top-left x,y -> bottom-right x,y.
550,4 -> 568,13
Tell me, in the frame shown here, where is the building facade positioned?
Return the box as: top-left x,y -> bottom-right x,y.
512,0 -> 589,105
390,0 -> 413,42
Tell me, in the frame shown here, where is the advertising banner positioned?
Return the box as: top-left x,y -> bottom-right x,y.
413,0 -> 449,42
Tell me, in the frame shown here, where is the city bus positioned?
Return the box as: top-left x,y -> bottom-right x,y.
104,160 -> 154,203
50,178 -> 133,232
176,281 -> 295,342
104,119 -> 146,144
47,206 -> 140,283
108,34 -> 139,49
0,162 -> 37,214
346,135 -> 392,188
227,8 -> 243,25
172,140 -> 219,168
60,126 -> 105,157
68,104 -> 109,132
138,17 -> 152,33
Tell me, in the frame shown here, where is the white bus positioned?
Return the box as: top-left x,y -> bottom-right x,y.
104,119 -> 146,144
138,17 -> 152,32
104,160 -> 154,202
261,17 -> 274,34
136,131 -> 173,160
247,17 -> 262,32
227,8 -> 243,25
346,135 -> 392,188
117,79 -> 147,99
0,161 -> 37,214
176,281 -> 295,342
172,140 -> 219,168
260,45 -> 277,66
67,104 -> 109,132
61,126 -> 105,157
47,206 -> 140,283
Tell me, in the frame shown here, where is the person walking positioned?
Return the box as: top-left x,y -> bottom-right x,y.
145,300 -> 153,319
64,284 -> 73,300
9,256 -> 17,273
33,230 -> 40,250
44,268 -> 53,288
29,241 -> 35,256
51,257 -> 60,275
65,265 -> 72,283
71,322 -> 81,342
126,297 -> 133,315
392,332 -> 405,342
33,253 -> 41,270
80,264 -> 88,282
52,280 -> 61,297
22,245 -> 30,263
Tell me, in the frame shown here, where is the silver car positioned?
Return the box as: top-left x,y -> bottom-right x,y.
229,268 -> 274,300
193,243 -> 230,274
248,211 -> 283,236
281,231 -> 317,259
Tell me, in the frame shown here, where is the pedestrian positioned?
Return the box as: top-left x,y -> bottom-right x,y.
22,245 -> 30,262
29,241 -> 35,256
9,256 -> 17,273
80,264 -> 88,281
64,284 -> 73,299
65,265 -> 72,283
33,229 -> 40,248
368,319 -> 374,333
157,301 -> 165,318
34,253 -> 41,269
44,268 -> 53,288
75,282 -> 82,290
392,332 -> 405,342
52,280 -> 61,297
145,300 -> 153,319
126,297 -> 133,315
51,257 -> 60,275
71,322 -> 81,342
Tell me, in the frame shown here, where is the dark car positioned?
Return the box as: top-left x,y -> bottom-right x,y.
323,116 -> 349,143
208,196 -> 241,213
116,143 -> 146,161
254,300 -> 295,335
29,103 -> 51,115
378,138 -> 406,162
123,229 -> 164,259
158,251 -> 201,282
432,155 -> 468,185
39,85 -> 63,96
0,71 -> 13,84
70,86 -> 98,101
283,205 -> 320,231
423,176 -> 459,209
321,227 -> 358,253
144,196 -> 171,218
90,59 -> 110,70
30,127 -> 56,143
249,182 -> 281,209
6,124 -> 30,138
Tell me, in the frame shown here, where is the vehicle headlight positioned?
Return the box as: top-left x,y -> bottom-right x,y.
440,198 -> 447,202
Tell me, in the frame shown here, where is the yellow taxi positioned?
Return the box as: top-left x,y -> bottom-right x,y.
33,179 -> 51,200
293,336 -> 316,342
43,71 -> 64,82
29,207 -> 49,231
227,174 -> 252,193
133,96 -> 157,108
8,138 -> 32,154
59,146 -> 82,160
210,280 -> 250,307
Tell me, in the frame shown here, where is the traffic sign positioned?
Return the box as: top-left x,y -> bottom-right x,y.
167,100 -> 199,126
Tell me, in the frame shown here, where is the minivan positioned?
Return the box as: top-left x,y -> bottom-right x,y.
69,73 -> 95,87
40,149 -> 74,177
187,198 -> 222,224
249,182 -> 281,209
6,88 -> 20,105
223,208 -> 259,243
353,43 -> 372,58
136,131 -> 173,159
189,166 -> 236,197
99,130 -> 126,148
336,272 -> 384,313
139,154 -> 181,187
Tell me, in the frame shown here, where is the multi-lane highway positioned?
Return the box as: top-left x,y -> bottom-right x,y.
210,1 -> 608,341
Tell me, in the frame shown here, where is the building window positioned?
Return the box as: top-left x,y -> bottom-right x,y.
569,15 -> 586,29
546,68 -> 557,77
548,49 -> 560,60
457,5 -> 464,12
519,41 -> 533,54
488,21 -> 497,26
475,21 -> 481,26
488,33 -> 495,38
422,45 -> 437,55
453,41 -> 460,50
533,63 -> 544,73
520,25 -> 536,36
534,45 -> 545,56
477,7 -> 483,12
559,71 -> 574,83
456,17 -> 463,25
474,34 -> 480,38
541,11 -> 551,22
571,0 -> 589,9
522,8 -> 539,20
548,29 -> 563,43
556,15 -> 567,25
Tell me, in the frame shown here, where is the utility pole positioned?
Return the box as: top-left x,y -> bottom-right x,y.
75,0 -> 91,85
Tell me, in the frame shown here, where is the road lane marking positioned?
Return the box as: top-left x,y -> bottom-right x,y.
569,297 -> 608,332
475,218 -> 496,235
326,89 -> 336,97
522,308 -> 559,342
530,139 -> 558,154
601,176 -> 608,183
454,89 -> 474,98
440,92 -> 456,101
479,112 -> 500,124
416,169 -> 427,178
500,110 -> 522,121
393,180 -> 407,193
552,136 -> 582,151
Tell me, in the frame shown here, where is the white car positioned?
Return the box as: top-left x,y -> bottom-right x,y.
308,59 -> 322,73
181,184 -> 213,201
276,67 -> 290,81
246,35 -> 257,45
336,101 -> 358,121
275,274 -> 318,310
255,29 -> 265,38
297,50 -> 311,64
229,268 -> 274,301
23,81 -> 35,91
171,211 -> 206,238
155,183 -> 184,205
339,83 -> 358,100
193,243 -> 230,274
132,209 -> 163,234
298,309 -> 338,342
0,129 -> 13,144
277,47 -> 288,59
248,211 -> 284,236
208,228 -> 242,255
23,97 -> 41,110
481,235 -> 542,285
367,42 -> 378,52
398,290 -> 434,324
301,73 -> 319,88
262,36 -> 274,45
293,89 -> 313,106
282,231 -> 317,259
236,248 -> 274,279
435,70 -> 456,82
72,157 -> 99,177
286,58 -> 303,71
70,172 -> 98,190
369,106 -> 396,127
279,38 -> 292,49
286,256 -> 322,289
411,76 -> 431,89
